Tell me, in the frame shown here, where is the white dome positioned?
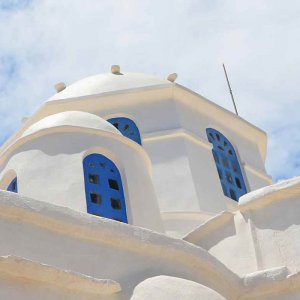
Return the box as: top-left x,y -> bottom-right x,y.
131,276 -> 226,300
22,111 -> 121,137
48,72 -> 172,101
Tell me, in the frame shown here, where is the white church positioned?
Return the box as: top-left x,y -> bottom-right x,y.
0,65 -> 299,299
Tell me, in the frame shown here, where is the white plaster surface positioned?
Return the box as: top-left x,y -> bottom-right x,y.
0,128 -> 163,232
23,111 -> 120,137
2,70 -> 299,300
0,255 -> 121,295
0,72 -> 271,230
47,72 -> 172,101
184,176 -> 300,277
0,191 -> 242,299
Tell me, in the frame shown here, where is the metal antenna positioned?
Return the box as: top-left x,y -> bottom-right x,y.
222,63 -> 239,116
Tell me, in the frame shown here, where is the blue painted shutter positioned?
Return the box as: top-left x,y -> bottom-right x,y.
206,128 -> 247,201
108,117 -> 142,145
83,154 -> 128,223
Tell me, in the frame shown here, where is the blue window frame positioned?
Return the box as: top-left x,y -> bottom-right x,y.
206,128 -> 247,201
107,117 -> 142,145
83,153 -> 128,223
7,177 -> 17,193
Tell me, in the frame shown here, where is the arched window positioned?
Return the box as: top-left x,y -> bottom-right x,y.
83,153 -> 128,223
107,117 -> 142,145
206,128 -> 247,201
7,177 -> 17,193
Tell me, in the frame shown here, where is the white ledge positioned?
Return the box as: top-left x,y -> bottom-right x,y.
240,267 -> 300,299
0,190 -> 241,299
0,255 -> 121,295
182,211 -> 233,243
243,266 -> 290,288
0,125 -> 152,172
239,176 -> 300,212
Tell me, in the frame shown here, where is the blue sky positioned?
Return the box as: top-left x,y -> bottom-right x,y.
0,0 -> 300,182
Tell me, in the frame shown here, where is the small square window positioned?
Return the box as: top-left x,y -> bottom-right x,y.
226,172 -> 233,184
89,174 -> 99,184
99,162 -> 105,168
108,179 -> 119,190
235,177 -> 242,189
89,162 -> 95,168
90,193 -> 101,204
111,198 -> 121,210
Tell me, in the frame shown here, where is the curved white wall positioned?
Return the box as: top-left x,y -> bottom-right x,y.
23,111 -> 120,137
130,276 -> 227,300
0,128 -> 163,232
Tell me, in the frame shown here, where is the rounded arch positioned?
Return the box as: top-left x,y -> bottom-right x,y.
206,128 -> 247,201
107,117 -> 142,145
0,169 -> 17,192
83,153 -> 128,223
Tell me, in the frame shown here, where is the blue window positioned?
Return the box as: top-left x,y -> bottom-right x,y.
206,128 -> 247,201
83,153 -> 128,223
107,117 -> 142,145
7,177 -> 17,193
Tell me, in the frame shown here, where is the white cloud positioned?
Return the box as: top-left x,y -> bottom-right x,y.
0,0 -> 300,181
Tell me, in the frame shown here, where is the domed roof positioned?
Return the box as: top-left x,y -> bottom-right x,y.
47,72 -> 172,102
22,111 -> 121,137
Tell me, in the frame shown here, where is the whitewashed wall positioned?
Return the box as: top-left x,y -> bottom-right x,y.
184,178 -> 300,277
0,121 -> 163,232
0,75 -> 271,237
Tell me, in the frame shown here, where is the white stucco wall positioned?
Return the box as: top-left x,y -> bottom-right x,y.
0,192 -> 241,300
239,178 -> 300,274
0,125 -> 163,232
1,87 -> 271,235
2,191 -> 300,300
0,76 -> 271,224
184,177 -> 300,277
